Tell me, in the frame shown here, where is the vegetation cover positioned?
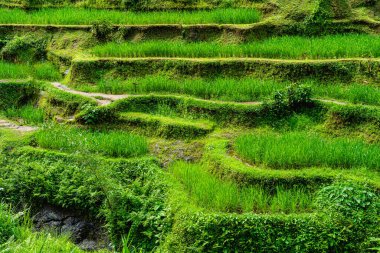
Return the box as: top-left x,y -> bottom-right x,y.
0,0 -> 379,252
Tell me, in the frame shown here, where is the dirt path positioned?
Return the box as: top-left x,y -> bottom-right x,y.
0,119 -> 37,132
51,82 -> 130,106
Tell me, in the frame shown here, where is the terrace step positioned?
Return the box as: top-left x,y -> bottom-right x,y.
69,57 -> 380,84
119,112 -> 215,139
1,19 -> 379,42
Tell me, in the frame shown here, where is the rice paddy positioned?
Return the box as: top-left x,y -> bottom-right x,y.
34,126 -> 148,157
90,34 -> 380,59
0,61 -> 61,81
0,1 -> 379,252
0,8 -> 261,25
235,132 -> 380,170
171,162 -> 314,213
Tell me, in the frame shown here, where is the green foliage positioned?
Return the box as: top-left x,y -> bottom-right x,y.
315,181 -> 380,252
0,35 -> 47,63
235,131 -> 380,169
168,211 -> 352,252
0,147 -> 169,250
265,84 -> 314,117
76,104 -> 118,124
91,21 -> 113,42
34,125 -> 148,158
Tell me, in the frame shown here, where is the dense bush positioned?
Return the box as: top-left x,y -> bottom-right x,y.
316,181 -> 380,252
76,104 -> 118,124
0,147 -> 169,250
0,35 -> 48,62
0,81 -> 40,110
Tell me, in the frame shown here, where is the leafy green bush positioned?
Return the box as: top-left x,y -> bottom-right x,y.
0,147 -> 169,250
0,81 -> 40,110
91,21 -> 113,42
0,35 -> 47,63
76,104 -> 118,124
316,181 -> 380,252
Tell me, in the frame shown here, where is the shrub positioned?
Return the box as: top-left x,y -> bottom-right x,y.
0,81 -> 40,110
76,104 -> 118,124
316,181 -> 380,251
0,35 -> 47,63
91,21 -> 113,42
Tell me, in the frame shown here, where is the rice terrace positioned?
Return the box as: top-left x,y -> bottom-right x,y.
0,0 -> 380,252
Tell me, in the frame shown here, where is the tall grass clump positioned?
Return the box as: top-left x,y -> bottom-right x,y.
34,126 -> 148,157
235,132 -> 380,169
91,34 -> 380,59
0,8 -> 261,25
0,61 -> 61,81
3,105 -> 45,125
0,203 -> 20,244
170,162 -> 314,213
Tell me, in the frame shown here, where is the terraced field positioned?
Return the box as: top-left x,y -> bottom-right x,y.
0,0 -> 379,252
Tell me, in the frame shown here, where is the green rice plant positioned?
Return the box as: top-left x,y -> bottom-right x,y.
0,61 -> 30,79
33,62 -> 62,81
90,34 -> 380,59
0,8 -> 261,25
235,131 -> 380,170
170,162 -> 314,213
34,125 -> 148,157
0,61 -> 61,81
3,105 -> 45,125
